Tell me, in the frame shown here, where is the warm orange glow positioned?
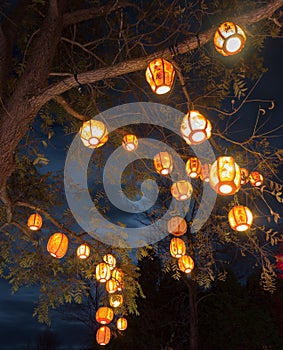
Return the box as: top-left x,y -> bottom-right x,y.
96,262 -> 111,283
167,216 -> 187,236
76,243 -> 90,259
170,237 -> 186,258
181,110 -> 212,145
96,307 -> 114,325
145,58 -> 175,94
112,268 -> 124,288
96,326 -> 111,346
200,163 -> 211,182
214,22 -> 246,56
240,168 -> 249,185
122,134 -> 138,152
209,156 -> 241,195
228,205 -> 253,231
79,119 -> 108,148
47,233 -> 68,259
178,255 -> 194,273
109,294 -> 123,308
117,317 -> 128,331
103,254 -> 116,270
106,279 -> 118,294
154,152 -> 173,175
186,157 -> 202,178
249,171 -> 264,187
27,213 -> 42,231
171,180 -> 193,201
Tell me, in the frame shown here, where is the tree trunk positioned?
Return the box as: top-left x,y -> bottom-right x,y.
185,278 -> 199,350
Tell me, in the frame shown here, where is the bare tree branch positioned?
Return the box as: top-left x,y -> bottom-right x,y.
53,95 -> 86,121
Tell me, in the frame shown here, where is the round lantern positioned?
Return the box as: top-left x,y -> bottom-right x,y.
79,119 -> 108,148
76,243 -> 90,259
200,163 -> 211,182
171,180 -> 193,201
122,134 -> 138,152
214,22 -> 246,56
27,213 -> 42,231
178,255 -> 194,273
109,294 -> 123,308
117,317 -> 128,331
209,156 -> 241,195
249,171 -> 264,187
228,205 -> 253,232
103,254 -> 116,270
106,279 -> 118,294
112,268 -> 124,285
180,110 -> 212,145
170,237 -> 186,258
96,307 -> 114,325
240,168 -> 249,185
96,262 -> 111,283
96,326 -> 111,346
154,151 -> 173,175
186,157 -> 202,178
145,58 -> 175,94
167,216 -> 187,236
47,233 -> 68,259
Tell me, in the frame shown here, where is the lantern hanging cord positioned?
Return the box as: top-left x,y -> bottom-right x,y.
171,59 -> 192,110
74,73 -> 84,95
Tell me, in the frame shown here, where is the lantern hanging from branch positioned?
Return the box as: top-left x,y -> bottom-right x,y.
109,294 -> 123,308
122,134 -> 138,152
27,213 -> 42,231
103,254 -> 116,270
47,233 -> 68,259
117,317 -> 128,331
167,216 -> 187,236
214,22 -> 246,56
240,168 -> 249,185
145,58 -> 175,94
228,205 -> 253,231
96,262 -> 111,283
178,255 -> 194,273
209,156 -> 241,195
249,172 -> 264,187
96,307 -> 114,325
106,279 -> 118,294
96,326 -> 111,346
112,268 -> 124,285
154,151 -> 173,175
180,110 -> 212,145
186,157 -> 202,178
76,243 -> 90,259
170,237 -> 186,258
200,163 -> 211,182
171,180 -> 193,201
79,119 -> 108,148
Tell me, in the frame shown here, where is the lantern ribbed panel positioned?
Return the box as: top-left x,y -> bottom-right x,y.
96,326 -> 111,346
170,237 -> 186,258
47,233 -> 68,259
228,205 -> 253,232
27,213 -> 42,231
145,58 -> 175,94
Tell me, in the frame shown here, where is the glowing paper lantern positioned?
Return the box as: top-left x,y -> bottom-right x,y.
154,151 -> 173,175
96,307 -> 114,324
186,157 -> 202,178
96,262 -> 111,283
145,58 -> 175,94
47,233 -> 68,259
79,119 -> 108,148
112,268 -> 124,288
240,168 -> 249,185
76,243 -> 90,259
27,213 -> 42,231
180,110 -> 212,145
171,180 -> 193,201
96,326 -> 111,346
109,294 -> 123,308
228,205 -> 253,231
170,237 -> 186,258
103,254 -> 116,270
209,156 -> 241,195
122,134 -> 138,151
167,216 -> 187,236
200,163 -> 211,182
106,279 -> 118,294
249,172 -> 264,187
117,317 -> 128,331
214,22 -> 246,56
178,255 -> 194,273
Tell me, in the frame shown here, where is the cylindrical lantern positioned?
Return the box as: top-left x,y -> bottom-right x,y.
171,180 -> 193,201
180,110 -> 212,145
96,326 -> 111,346
109,294 -> 123,308
214,22 -> 246,56
117,317 -> 127,331
79,119 -> 108,148
47,233 -> 68,259
145,58 -> 175,95
178,255 -> 194,273
200,163 -> 211,182
106,279 -> 118,294
96,262 -> 111,283
170,237 -> 186,258
167,216 -> 187,236
186,157 -> 202,178
76,243 -> 90,259
154,151 -> 173,175
103,254 -> 116,270
209,156 -> 241,195
240,168 -> 249,185
96,307 -> 114,325
249,172 -> 264,187
27,213 -> 42,231
112,268 -> 124,285
122,134 -> 138,152
228,205 -> 253,232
